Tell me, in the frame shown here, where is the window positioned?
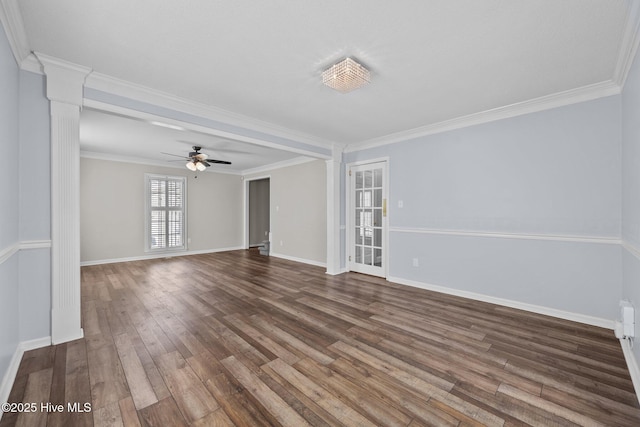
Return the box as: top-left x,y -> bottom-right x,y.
145,174 -> 186,252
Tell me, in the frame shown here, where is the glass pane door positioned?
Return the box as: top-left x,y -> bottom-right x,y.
350,162 -> 386,277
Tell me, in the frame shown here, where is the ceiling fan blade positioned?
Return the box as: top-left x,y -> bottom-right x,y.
207,159 -> 232,165
201,161 -> 211,167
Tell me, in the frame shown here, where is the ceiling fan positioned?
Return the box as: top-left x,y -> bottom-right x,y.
162,146 -> 232,171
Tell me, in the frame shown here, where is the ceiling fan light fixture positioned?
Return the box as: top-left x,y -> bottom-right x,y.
167,145 -> 230,171
322,57 -> 370,93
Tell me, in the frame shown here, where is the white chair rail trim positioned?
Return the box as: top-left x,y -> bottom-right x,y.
0,240 -> 51,265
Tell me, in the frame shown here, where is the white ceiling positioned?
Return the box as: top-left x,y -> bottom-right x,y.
79,108 -> 307,174
6,0 -> 636,168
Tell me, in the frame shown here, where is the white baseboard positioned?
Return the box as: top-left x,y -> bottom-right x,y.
20,337 -> 52,352
326,268 -> 348,276
269,252 -> 327,268
0,336 -> 51,417
80,246 -> 244,266
387,276 -> 615,330
0,345 -> 23,412
620,338 -> 640,406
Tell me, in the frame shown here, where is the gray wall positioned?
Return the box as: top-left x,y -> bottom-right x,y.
622,36 -> 640,376
249,178 -> 270,246
245,160 -> 327,265
346,95 -> 622,321
0,21 -> 21,390
80,158 -> 244,263
18,71 -> 51,342
0,22 -> 51,395
81,157 -> 327,266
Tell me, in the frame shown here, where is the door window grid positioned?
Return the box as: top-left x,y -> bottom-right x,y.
354,168 -> 383,267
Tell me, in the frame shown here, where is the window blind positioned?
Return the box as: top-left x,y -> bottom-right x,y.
146,175 -> 186,251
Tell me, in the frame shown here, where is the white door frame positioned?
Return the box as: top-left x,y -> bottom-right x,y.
346,158 -> 389,278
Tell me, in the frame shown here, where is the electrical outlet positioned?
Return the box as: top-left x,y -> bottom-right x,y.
412,258 -> 419,267
398,200 -> 404,208
280,240 -> 283,246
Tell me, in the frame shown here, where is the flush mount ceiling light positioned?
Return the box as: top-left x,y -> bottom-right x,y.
322,57 -> 370,93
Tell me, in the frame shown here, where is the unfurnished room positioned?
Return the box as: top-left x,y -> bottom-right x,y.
2,1 -> 640,426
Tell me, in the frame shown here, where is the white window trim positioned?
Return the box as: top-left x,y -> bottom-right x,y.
144,173 -> 188,253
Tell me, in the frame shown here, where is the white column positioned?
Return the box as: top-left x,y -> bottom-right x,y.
36,54 -> 91,344
326,145 -> 344,275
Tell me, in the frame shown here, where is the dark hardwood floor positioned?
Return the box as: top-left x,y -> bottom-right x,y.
1,249 -> 639,426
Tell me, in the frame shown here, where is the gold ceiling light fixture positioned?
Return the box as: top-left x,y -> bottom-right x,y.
322,57 -> 370,93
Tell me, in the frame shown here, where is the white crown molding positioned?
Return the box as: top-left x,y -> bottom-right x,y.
85,72 -> 333,151
346,80 -> 621,153
35,52 -> 92,76
241,156 -> 317,176
20,52 -> 42,74
388,275 -> 615,330
345,2 -> 640,153
390,226 -> 621,245
0,0 -> 30,66
614,0 -> 640,88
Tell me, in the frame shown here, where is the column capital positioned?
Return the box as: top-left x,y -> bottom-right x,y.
35,52 -> 91,106
327,143 -> 346,163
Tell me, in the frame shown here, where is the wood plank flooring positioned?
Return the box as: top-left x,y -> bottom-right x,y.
2,249 -> 639,426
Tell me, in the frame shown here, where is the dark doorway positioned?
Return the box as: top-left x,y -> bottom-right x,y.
248,178 -> 270,247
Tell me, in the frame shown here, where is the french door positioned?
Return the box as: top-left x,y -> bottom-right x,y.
349,161 -> 387,277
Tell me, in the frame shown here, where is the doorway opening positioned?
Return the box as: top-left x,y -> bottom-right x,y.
247,177 -> 271,249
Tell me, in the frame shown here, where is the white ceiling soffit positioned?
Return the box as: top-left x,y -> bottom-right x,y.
4,0 -> 640,151
79,108 -> 312,174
